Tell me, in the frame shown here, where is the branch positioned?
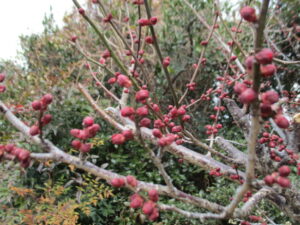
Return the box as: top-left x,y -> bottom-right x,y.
0,99 -> 224,214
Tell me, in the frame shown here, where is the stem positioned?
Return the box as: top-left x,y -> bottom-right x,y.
144,0 -> 178,107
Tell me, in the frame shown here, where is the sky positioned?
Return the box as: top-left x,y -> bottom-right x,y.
0,0 -> 85,61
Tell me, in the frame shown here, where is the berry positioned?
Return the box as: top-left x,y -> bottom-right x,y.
276,176 -> 291,188
139,118 -> 151,128
239,88 -> 257,104
71,140 -> 82,150
245,55 -> 255,71
130,194 -> 143,208
150,17 -> 158,25
264,175 -> 275,186
233,82 -> 247,95
80,143 -> 92,153
71,35 -> 77,42
261,90 -> 279,104
122,130 -> 134,140
31,100 -> 42,110
274,115 -> 289,129
29,125 -> 40,136
111,134 -> 126,145
0,73 -> 6,82
117,75 -> 132,88
41,94 -> 53,105
17,149 -> 30,162
126,175 -> 138,187
149,207 -> 159,221
278,165 -> 291,177
152,129 -> 163,138
240,6 -> 257,23
145,36 -> 154,44
148,189 -> 159,202
256,48 -> 274,64
111,178 -> 125,188
121,107 -> 135,117
78,8 -> 85,15
41,114 -> 52,125
136,106 -> 148,116
0,85 -> 6,92
142,201 -> 155,215
135,89 -> 149,102
260,64 -> 276,77
83,116 -> 94,127
138,18 -> 151,26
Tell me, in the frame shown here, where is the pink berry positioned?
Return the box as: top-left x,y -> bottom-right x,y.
240,6 -> 257,23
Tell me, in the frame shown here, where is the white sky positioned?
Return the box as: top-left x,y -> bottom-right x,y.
0,0 -> 85,61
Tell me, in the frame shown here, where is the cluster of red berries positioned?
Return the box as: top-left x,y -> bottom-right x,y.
0,144 -> 31,168
264,165 -> 292,188
70,116 -> 100,153
107,72 -> 132,89
209,168 -> 223,177
242,191 -> 252,203
0,73 -> 6,93
204,106 -> 225,135
29,94 -> 53,136
110,175 -> 159,221
130,189 -> 159,221
138,17 -> 158,26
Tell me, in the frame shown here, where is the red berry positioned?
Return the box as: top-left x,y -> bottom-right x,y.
276,176 -> 291,188
163,57 -> 170,67
150,17 -> 158,25
130,194 -> 143,208
245,55 -> 255,71
171,125 -> 182,133
278,165 -> 291,177
142,201 -> 155,215
111,134 -> 126,145
78,8 -> 85,15
239,88 -> 257,104
138,18 -> 151,26
240,6 -> 257,23
136,106 -> 148,116
70,129 -> 81,138
108,77 -> 116,84
83,116 -> 94,127
149,207 -> 159,221
130,195 -> 143,209
17,149 -> 30,162
122,130 -> 134,140
121,107 -> 135,117
261,90 -> 279,104
233,82 -> 247,95
31,100 -> 42,110
152,129 -> 163,138
139,117 -> 151,128
41,94 -> 53,105
274,114 -> 289,129
29,125 -> 40,136
117,75 -> 132,88
111,178 -> 125,188
80,143 -> 92,153
148,189 -> 159,202
0,73 -> 6,82
260,64 -> 276,77
256,48 -> 274,64
41,114 -> 52,125
0,85 -> 6,92
71,140 -> 82,150
135,89 -> 149,102
126,175 -> 138,187
145,36 -> 154,44
264,175 -> 275,186
71,35 -> 77,42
